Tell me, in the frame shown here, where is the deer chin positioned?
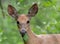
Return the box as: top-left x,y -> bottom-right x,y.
20,31 -> 27,37
20,32 -> 29,42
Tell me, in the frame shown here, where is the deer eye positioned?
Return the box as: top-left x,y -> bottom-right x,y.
17,21 -> 19,24
27,21 -> 30,24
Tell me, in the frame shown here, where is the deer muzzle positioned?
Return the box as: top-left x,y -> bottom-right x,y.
20,29 -> 27,37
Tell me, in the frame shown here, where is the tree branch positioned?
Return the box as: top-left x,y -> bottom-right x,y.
0,0 -> 5,18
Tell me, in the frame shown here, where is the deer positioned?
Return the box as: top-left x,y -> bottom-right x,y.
8,3 -> 60,44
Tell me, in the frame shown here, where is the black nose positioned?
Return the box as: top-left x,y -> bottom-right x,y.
20,30 -> 26,37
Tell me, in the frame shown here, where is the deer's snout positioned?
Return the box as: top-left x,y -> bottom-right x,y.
20,29 -> 26,37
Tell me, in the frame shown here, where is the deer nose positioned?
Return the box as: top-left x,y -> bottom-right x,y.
20,29 -> 26,37
20,30 -> 26,34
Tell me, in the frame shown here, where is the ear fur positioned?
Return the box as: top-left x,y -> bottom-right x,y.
8,5 -> 18,19
28,3 -> 38,17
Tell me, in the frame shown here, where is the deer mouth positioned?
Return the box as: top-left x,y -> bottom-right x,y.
20,30 -> 27,37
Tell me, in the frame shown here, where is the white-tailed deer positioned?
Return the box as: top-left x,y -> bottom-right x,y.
8,3 -> 60,44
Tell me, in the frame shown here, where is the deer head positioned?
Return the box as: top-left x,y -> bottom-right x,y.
8,3 -> 38,37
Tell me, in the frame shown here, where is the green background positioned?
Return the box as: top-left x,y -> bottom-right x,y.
0,0 -> 60,44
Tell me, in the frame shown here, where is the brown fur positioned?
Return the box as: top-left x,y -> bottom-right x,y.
23,26 -> 60,44
8,3 -> 60,44
17,15 -> 60,44
8,11 -> 60,44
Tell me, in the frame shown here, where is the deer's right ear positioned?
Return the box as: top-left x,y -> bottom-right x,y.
27,3 -> 38,17
8,5 -> 18,19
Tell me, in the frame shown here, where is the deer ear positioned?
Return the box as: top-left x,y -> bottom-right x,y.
28,3 -> 38,17
8,5 -> 18,19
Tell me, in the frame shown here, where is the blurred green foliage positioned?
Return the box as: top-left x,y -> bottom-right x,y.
0,0 -> 60,44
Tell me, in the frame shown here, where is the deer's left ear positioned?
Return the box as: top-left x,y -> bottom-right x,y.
27,3 -> 38,17
8,5 -> 18,19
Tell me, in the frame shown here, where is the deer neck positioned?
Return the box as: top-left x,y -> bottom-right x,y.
27,27 -> 36,38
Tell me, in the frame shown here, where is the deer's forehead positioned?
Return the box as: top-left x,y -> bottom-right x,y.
17,14 -> 29,22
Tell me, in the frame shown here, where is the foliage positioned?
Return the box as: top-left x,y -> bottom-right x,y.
0,0 -> 60,44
